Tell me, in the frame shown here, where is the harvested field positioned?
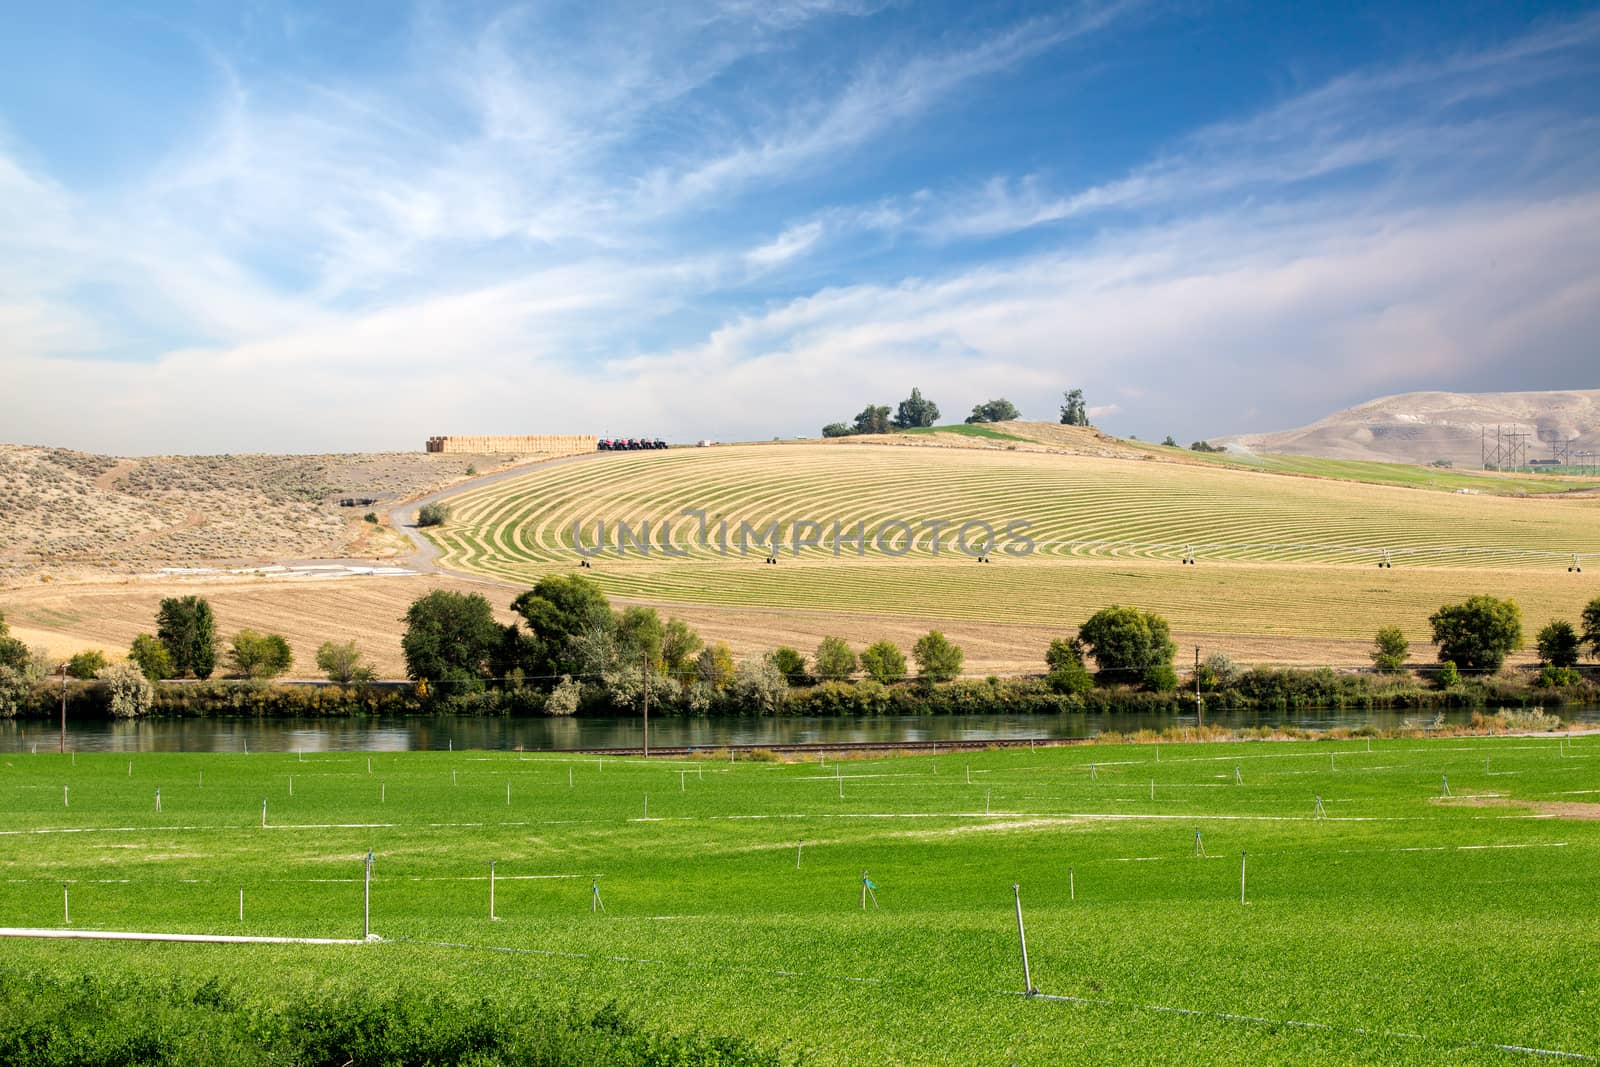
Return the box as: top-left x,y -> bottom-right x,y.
0,574 -> 1430,678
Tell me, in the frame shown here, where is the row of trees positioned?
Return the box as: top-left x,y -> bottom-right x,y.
823,388 -> 1096,437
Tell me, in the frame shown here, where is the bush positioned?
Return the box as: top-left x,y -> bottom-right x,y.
1143,662 -> 1179,692
732,658 -> 789,715
912,630 -> 963,683
1044,637 -> 1092,695
547,675 -> 581,716
66,649 -> 108,679
1370,626 -> 1409,673
315,640 -> 375,684
1536,620 -> 1581,668
128,634 -> 174,681
363,511 -> 378,523
1537,665 -> 1583,688
0,665 -> 28,718
416,502 -> 450,527
99,662 -> 154,718
1437,661 -> 1460,688
1584,596 -> 1600,660
767,646 -> 808,686
813,637 -> 856,682
859,640 -> 907,684
228,630 -> 294,680
695,642 -> 736,690
1429,595 -> 1522,672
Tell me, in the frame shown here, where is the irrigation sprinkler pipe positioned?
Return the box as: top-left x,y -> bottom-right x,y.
1,928 -> 371,945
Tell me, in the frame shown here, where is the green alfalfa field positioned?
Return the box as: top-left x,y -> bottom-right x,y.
2,738 -> 1598,1064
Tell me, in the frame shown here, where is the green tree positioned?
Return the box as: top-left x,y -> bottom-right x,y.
813,636 -> 857,682
853,405 -> 892,435
661,618 -> 704,683
1059,389 -> 1088,426
511,574 -> 613,677
859,640 -> 908,684
615,606 -> 665,668
695,642 -> 736,689
128,634 -> 174,681
912,630 -> 964,683
1189,440 -> 1225,453
417,502 -> 450,527
892,388 -> 940,429
66,650 -> 108,679
401,589 -> 502,688
1161,435 -> 1178,447
1370,627 -> 1409,673
1582,597 -> 1600,660
1044,637 -> 1093,694
99,662 -> 155,718
316,641 -> 375,684
1428,595 -> 1523,672
228,630 -> 294,680
767,646 -> 808,686
1076,605 -> 1177,688
964,399 -> 1020,424
821,422 -> 855,438
157,596 -> 218,679
1535,620 -> 1581,668
0,610 -> 28,672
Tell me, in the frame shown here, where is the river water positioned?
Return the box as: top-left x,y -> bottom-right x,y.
4,705 -> 1597,753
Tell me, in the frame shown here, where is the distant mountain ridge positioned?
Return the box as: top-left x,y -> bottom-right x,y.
1218,389 -> 1600,467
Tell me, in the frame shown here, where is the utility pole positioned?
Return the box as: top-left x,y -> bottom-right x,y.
641,651 -> 650,758
59,663 -> 68,754
1194,646 -> 1203,727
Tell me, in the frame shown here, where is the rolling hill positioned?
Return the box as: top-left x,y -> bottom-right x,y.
1217,389 -> 1600,467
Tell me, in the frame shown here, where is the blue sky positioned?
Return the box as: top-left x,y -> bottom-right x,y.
3,1 -> 1598,453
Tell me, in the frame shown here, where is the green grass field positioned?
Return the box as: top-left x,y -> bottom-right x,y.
3,739 -> 1597,1063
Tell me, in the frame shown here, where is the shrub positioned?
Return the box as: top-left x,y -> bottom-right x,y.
228,630 -> 294,680
0,665 -> 28,718
128,634 -> 174,681
417,502 -> 450,527
315,640 -> 375,684
1537,665 -> 1583,688
1370,627 -> 1409,673
99,661 -> 154,718
912,630 -> 964,683
1143,662 -> 1179,692
547,675 -> 581,716
859,640 -> 908,684
363,512 -> 378,523
1044,637 -> 1092,695
767,646 -> 808,686
813,637 -> 856,682
1536,620 -> 1581,668
1437,661 -> 1460,688
1429,595 -> 1522,672
66,649 -> 108,679
732,658 -> 789,715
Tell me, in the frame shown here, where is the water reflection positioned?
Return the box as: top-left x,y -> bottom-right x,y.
2,705 -> 1595,754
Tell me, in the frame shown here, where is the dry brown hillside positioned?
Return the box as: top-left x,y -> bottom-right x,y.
1219,389 -> 1600,466
0,447 -> 561,578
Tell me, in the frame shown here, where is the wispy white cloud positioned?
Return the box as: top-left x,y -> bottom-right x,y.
1,4 -> 1597,452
